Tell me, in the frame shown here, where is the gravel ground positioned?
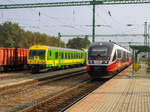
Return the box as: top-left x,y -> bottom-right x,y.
0,72 -> 89,112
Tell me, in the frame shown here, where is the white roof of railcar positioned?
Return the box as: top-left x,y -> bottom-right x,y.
32,45 -> 84,52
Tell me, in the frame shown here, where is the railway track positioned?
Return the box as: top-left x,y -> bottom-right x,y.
0,67 -> 88,112
0,67 -> 85,90
20,79 -> 107,112
0,66 -> 84,81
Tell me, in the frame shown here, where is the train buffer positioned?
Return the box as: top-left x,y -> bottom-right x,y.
65,64 -> 150,112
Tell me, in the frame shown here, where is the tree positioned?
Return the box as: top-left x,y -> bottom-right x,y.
0,22 -> 65,48
67,36 -> 90,49
0,22 -> 24,48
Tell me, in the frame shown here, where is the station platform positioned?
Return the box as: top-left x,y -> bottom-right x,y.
65,63 -> 150,112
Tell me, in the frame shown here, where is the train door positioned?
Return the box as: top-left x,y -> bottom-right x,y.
53,50 -> 55,66
47,49 -> 52,67
116,50 -> 119,70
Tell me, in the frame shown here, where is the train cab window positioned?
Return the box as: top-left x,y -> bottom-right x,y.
112,51 -> 116,61
88,47 -> 108,60
74,53 -> 76,59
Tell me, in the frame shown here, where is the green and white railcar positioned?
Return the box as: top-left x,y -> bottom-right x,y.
27,45 -> 86,72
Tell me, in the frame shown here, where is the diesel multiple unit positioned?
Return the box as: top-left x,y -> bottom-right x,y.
28,45 -> 86,72
87,42 -> 131,79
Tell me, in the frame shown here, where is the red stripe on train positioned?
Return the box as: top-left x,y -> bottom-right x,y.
107,59 -> 131,72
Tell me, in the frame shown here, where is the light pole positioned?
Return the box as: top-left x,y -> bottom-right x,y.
92,0 -> 96,43
58,32 -> 61,47
148,25 -> 150,46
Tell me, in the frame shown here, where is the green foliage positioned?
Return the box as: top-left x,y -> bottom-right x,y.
0,22 -> 65,48
0,22 -> 24,48
67,36 -> 90,49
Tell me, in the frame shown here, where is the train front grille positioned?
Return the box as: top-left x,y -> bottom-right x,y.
90,66 -> 107,73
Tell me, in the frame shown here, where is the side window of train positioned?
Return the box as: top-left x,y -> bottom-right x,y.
112,51 -> 116,61
74,53 -> 76,59
117,50 -> 119,58
72,53 -> 73,59
119,50 -> 121,58
117,50 -> 121,58
123,51 -> 126,62
55,52 -> 58,59
76,53 -> 77,59
65,53 -> 67,59
68,53 -> 69,59
61,52 -> 63,59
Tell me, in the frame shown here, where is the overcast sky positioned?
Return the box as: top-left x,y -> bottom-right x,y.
0,0 -> 150,46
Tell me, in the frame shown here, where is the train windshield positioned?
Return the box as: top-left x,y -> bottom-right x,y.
29,50 -> 45,59
88,47 -> 108,59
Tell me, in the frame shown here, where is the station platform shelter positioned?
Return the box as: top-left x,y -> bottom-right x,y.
65,63 -> 150,112
130,45 -> 150,72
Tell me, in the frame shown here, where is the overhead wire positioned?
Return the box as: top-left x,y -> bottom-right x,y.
3,0 -> 89,35
98,6 -> 127,34
97,5 -> 145,43
29,8 -> 88,34
100,5 -> 143,35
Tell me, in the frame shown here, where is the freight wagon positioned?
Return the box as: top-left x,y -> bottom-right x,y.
0,48 -> 28,71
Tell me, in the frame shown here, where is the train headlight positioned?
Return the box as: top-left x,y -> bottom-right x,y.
41,60 -> 45,64
88,60 -> 93,64
88,60 -> 91,64
29,60 -> 32,64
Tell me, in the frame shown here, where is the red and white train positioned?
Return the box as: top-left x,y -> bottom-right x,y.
86,42 -> 132,79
